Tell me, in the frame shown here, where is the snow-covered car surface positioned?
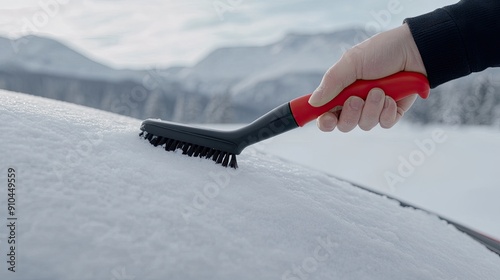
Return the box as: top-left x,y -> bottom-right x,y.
1,90 -> 499,280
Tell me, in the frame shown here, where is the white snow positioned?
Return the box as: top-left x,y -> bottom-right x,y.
257,123 -> 500,240
1,90 -> 499,279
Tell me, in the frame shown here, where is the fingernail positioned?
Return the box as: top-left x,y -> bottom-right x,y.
384,96 -> 391,108
308,87 -> 324,106
317,113 -> 336,131
369,88 -> 384,102
323,114 -> 336,131
349,97 -> 363,110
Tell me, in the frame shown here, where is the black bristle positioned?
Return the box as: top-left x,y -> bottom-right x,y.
175,141 -> 183,151
152,136 -> 163,147
229,154 -> 238,169
170,140 -> 179,151
212,150 -> 220,161
139,131 -> 239,169
187,145 -> 197,157
205,148 -> 215,159
182,143 -> 190,154
157,137 -> 167,147
164,139 -> 174,151
193,146 -> 203,157
216,152 -> 225,164
199,147 -> 210,158
222,153 -> 230,167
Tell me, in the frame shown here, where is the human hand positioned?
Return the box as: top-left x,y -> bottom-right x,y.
308,23 -> 427,132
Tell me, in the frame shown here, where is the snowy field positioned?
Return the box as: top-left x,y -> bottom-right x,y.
1,90 -> 500,279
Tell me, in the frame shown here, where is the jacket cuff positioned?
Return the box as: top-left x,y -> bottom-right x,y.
404,9 -> 470,88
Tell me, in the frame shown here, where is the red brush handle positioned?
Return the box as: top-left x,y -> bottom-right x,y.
289,72 -> 430,127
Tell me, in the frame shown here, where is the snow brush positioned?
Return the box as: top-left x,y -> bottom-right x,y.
140,71 -> 429,168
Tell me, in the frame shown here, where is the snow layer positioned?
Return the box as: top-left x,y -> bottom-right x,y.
257,122 -> 500,240
0,90 -> 499,280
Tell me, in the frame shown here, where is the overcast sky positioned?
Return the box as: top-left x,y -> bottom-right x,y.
0,0 -> 457,68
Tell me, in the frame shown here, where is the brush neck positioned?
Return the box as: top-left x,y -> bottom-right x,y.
233,103 -> 299,154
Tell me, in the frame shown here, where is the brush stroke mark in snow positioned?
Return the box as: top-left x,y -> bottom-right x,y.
0,90 -> 499,280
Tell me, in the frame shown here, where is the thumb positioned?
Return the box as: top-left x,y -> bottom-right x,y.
308,24 -> 421,107
308,48 -> 361,107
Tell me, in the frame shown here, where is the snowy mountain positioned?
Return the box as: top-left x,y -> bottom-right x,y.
169,27 -> 500,124
407,69 -> 500,127
173,29 -> 366,117
1,30 -> 500,125
0,35 -> 245,123
0,35 -> 219,123
1,90 -> 500,279
178,29 -> 358,83
0,35 -> 141,81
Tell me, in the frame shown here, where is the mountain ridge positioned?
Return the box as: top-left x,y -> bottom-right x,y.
1,29 -> 499,126
0,35 -> 146,82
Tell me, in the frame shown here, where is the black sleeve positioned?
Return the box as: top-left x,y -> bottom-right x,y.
404,0 -> 500,88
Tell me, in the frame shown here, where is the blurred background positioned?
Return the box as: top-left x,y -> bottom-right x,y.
1,0 -> 499,239
5,0 -> 497,125
0,0 -> 459,67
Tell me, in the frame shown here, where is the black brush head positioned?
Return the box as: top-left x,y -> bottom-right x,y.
139,130 -> 238,168
139,103 -> 298,169
139,119 -> 244,169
